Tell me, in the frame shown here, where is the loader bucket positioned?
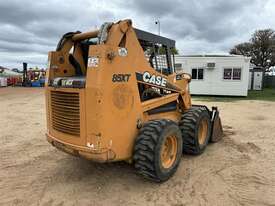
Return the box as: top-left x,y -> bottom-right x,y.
210,107 -> 223,142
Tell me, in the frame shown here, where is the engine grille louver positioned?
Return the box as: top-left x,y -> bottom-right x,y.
51,91 -> 80,136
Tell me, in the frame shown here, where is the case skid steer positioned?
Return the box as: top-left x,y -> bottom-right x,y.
45,19 -> 223,182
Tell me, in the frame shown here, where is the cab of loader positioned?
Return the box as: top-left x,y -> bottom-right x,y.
45,19 -> 222,183
47,25 -> 177,86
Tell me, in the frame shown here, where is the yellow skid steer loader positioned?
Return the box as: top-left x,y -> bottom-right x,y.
45,19 -> 223,182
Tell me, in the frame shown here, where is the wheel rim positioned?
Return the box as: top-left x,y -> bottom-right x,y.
198,118 -> 208,145
161,135 -> 178,169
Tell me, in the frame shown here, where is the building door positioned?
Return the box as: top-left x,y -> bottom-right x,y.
253,71 -> 263,90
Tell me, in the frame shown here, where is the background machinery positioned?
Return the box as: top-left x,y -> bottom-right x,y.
45,19 -> 223,182
22,62 -> 46,87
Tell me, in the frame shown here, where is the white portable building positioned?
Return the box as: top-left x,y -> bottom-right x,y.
174,55 -> 251,96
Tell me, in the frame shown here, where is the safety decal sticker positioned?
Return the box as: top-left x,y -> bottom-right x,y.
118,48 -> 128,57
88,56 -> 99,67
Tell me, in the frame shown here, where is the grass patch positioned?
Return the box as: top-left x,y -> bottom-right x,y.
192,88 -> 275,102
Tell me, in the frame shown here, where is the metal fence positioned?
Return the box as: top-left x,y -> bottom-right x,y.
264,76 -> 275,88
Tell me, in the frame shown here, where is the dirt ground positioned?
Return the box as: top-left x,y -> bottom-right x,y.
1,87 -> 275,206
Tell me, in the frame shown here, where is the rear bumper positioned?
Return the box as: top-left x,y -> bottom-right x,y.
46,133 -> 112,162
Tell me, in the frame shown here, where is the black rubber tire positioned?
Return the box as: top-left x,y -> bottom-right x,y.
179,106 -> 211,155
133,119 -> 183,182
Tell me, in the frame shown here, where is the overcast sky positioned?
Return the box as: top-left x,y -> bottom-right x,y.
0,0 -> 274,69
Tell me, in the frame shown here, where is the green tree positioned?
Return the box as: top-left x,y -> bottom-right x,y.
171,47 -> 179,55
230,42 -> 253,56
230,29 -> 275,67
158,46 -> 179,55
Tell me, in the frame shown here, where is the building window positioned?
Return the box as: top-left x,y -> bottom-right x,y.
233,68 -> 241,80
192,69 -> 197,79
224,68 -> 232,80
192,68 -> 204,80
223,68 -> 241,80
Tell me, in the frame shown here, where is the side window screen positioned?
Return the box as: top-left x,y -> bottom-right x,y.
143,46 -> 171,75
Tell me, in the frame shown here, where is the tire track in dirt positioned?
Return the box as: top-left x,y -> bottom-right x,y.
215,125 -> 275,206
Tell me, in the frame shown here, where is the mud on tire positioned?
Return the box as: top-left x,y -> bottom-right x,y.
133,119 -> 183,182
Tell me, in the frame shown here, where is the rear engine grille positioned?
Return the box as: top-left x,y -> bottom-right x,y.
51,91 -> 80,136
